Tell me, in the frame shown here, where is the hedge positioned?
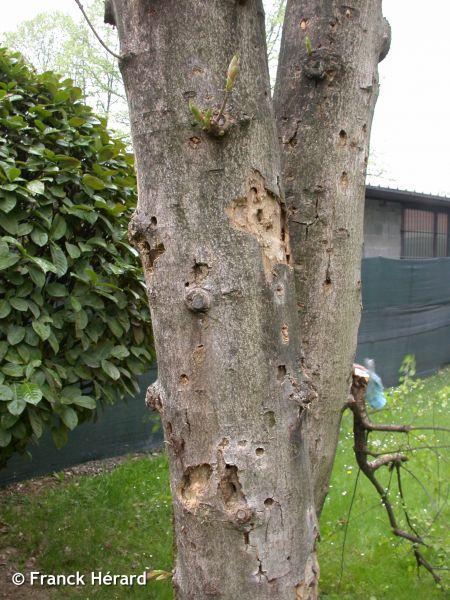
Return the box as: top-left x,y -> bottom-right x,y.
0,48 -> 153,467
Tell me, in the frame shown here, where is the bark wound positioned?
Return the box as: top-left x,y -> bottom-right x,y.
295,552 -> 319,599
145,380 -> 164,412
141,241 -> 166,275
217,443 -> 252,525
264,410 -> 276,428
220,465 -> 245,507
179,464 -> 212,510
192,344 -> 205,367
226,170 -> 291,282
303,49 -> 343,81
128,214 -> 166,281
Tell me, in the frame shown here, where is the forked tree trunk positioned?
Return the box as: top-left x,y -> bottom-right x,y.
107,0 -> 388,597
274,0 -> 390,513
109,1 -> 318,597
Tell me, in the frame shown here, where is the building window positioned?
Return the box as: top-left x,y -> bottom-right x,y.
402,207 -> 449,258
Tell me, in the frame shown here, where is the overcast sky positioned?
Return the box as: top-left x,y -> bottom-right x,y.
1,0 -> 448,195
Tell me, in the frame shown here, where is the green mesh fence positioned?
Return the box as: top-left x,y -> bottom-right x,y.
2,258 -> 449,485
356,257 -> 450,386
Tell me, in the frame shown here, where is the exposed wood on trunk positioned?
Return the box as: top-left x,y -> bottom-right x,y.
274,0 -> 390,514
110,1 -> 318,597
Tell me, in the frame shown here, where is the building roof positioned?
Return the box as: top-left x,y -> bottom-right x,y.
366,185 -> 450,209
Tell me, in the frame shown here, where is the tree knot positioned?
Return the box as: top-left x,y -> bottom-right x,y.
303,48 -> 343,81
185,287 -> 212,313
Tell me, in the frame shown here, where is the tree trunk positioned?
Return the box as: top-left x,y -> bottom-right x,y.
274,0 -> 390,514
110,1 -> 318,597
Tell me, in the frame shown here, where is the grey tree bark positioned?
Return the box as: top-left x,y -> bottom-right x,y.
274,0 -> 390,514
109,1 -> 318,598
107,0 -> 388,597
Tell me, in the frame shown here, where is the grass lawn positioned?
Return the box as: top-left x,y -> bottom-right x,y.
0,369 -> 448,599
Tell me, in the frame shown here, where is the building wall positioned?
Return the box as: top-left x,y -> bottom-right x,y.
363,198 -> 402,258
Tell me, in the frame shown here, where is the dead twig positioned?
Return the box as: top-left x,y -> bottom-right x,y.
74,0 -> 121,60
347,367 -> 444,584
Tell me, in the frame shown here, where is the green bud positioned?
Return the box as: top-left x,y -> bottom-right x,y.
305,36 -> 313,55
189,100 -> 204,124
203,108 -> 212,130
226,53 -> 240,92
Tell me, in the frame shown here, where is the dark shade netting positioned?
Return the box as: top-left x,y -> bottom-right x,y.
2,258 -> 449,485
356,257 -> 450,386
0,369 -> 160,486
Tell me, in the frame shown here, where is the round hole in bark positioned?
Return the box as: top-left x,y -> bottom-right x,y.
264,411 -> 276,428
339,129 -> 347,145
264,498 -> 274,507
277,365 -> 287,380
300,18 -> 309,30
340,171 -> 349,188
179,374 -> 189,385
150,216 -> 157,227
256,447 -> 264,456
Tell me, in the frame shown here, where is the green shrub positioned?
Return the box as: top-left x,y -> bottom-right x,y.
0,48 -> 153,467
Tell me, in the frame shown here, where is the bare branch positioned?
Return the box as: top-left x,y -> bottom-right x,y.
74,0 -> 121,60
368,453 -> 407,471
347,367 -> 443,584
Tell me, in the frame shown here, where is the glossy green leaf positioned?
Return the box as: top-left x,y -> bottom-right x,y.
101,359 -> 120,380
0,253 -> 19,270
61,406 -> 78,430
0,428 -> 12,447
32,319 -> 51,341
0,300 -> 11,319
8,397 -> 26,416
72,395 -> 96,410
50,243 -> 68,276
31,228 -> 48,247
17,382 -> 42,405
65,242 -> 81,258
0,194 -> 16,213
51,426 -> 68,449
6,166 -> 21,182
46,283 -> 67,297
49,214 -> 67,240
0,385 -> 13,401
7,325 -> 25,345
82,174 -> 106,190
26,179 -> 45,196
9,297 -> 28,311
28,409 -> 44,438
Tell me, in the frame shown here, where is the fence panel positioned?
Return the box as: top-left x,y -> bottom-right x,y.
2,258 -> 449,485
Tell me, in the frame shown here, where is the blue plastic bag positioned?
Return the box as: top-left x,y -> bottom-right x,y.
365,359 -> 387,410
